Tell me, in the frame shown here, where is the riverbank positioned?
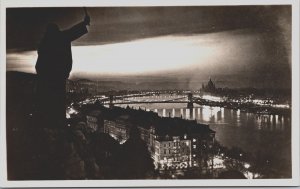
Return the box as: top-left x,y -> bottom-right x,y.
194,99 -> 291,117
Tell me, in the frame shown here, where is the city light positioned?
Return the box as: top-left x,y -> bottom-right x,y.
244,163 -> 250,169
202,95 -> 222,102
66,107 -> 78,118
244,171 -> 260,179
272,104 -> 290,108
207,156 -> 225,169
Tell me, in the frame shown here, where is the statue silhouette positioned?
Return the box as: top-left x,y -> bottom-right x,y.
35,16 -> 90,129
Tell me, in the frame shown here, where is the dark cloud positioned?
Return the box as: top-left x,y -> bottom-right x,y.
6,6 -> 290,49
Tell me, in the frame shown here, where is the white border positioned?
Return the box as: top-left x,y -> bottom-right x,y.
0,0 -> 299,187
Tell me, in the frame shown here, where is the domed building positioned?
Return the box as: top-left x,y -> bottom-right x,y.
201,78 -> 216,93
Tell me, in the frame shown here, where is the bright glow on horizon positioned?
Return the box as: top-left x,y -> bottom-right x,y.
6,31 -> 260,76
72,35 -> 218,74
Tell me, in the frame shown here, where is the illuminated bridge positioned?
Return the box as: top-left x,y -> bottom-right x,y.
90,93 -> 217,108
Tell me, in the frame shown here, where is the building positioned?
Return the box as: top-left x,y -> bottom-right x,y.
103,113 -> 151,144
153,135 -> 191,170
104,115 -> 132,144
188,125 -> 215,168
100,108 -> 215,171
86,110 -> 103,132
148,117 -> 215,170
138,126 -> 150,146
202,78 -> 216,93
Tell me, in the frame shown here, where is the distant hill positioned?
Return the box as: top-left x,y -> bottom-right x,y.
74,78 -> 93,83
71,78 -> 194,91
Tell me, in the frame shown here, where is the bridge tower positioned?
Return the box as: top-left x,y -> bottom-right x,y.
109,94 -> 114,108
187,93 -> 194,108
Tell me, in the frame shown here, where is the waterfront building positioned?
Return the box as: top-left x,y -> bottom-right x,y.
201,78 -> 216,93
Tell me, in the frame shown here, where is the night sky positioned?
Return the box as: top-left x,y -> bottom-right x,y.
6,6 -> 291,89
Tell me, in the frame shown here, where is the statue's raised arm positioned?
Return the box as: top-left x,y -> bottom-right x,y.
63,15 -> 90,42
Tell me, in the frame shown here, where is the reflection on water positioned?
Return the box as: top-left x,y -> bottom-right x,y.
119,103 -> 290,132
118,101 -> 291,154
152,106 -> 290,132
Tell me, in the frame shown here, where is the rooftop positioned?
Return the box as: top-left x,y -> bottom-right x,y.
153,117 -> 215,136
104,106 -> 215,137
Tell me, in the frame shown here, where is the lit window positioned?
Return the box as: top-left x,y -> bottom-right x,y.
193,145 -> 196,149
193,138 -> 196,142
193,154 -> 196,157
186,141 -> 189,146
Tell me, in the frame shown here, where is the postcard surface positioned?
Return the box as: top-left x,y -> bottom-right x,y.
0,0 -> 299,187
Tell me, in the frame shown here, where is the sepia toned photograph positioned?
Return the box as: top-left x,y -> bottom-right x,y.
1,0 -> 299,187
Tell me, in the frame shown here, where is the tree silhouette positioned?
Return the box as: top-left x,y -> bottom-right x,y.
113,126 -> 155,179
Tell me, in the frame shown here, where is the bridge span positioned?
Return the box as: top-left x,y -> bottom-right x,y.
103,100 -> 190,105
83,92 -> 227,109
94,93 -> 210,108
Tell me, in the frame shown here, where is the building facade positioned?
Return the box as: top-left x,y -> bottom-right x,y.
104,119 -> 131,144
153,135 -> 191,170
148,124 -> 215,170
86,110 -> 103,132
101,114 -> 215,171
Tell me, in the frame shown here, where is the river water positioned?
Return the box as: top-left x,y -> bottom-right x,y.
116,94 -> 291,177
